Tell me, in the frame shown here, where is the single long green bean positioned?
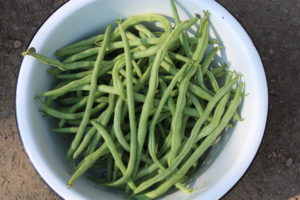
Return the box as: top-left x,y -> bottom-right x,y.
67,25 -> 112,159
56,45 -> 95,57
106,22 -> 137,187
169,65 -> 198,165
114,98 -> 130,151
112,59 -> 126,99
41,102 -> 106,120
22,48 -> 66,71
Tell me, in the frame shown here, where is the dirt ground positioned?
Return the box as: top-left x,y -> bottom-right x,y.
0,0 -> 299,199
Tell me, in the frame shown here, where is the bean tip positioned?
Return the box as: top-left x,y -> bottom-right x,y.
67,183 -> 72,189
203,10 -> 210,17
22,47 -> 35,56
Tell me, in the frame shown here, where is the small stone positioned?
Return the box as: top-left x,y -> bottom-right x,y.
0,176 -> 5,185
270,78 -> 276,83
11,24 -> 19,31
272,152 -> 277,157
285,158 -> 293,167
277,153 -> 282,158
13,40 -> 22,49
267,153 -> 272,159
269,49 -> 274,55
287,194 -> 300,200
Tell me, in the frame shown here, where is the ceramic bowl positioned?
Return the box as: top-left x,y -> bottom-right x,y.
16,0 -> 268,199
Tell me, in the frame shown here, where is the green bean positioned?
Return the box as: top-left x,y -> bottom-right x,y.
42,75 -> 91,97
22,48 -> 66,71
133,62 -> 152,92
135,17 -> 199,177
54,70 -> 92,80
57,96 -> 84,105
180,115 -> 190,137
209,63 -> 228,76
56,45 -> 95,57
126,31 -> 142,41
120,69 -> 138,84
163,83 -> 176,116
170,0 -> 192,57
201,46 -> 221,74
58,92 -> 103,128
114,98 -> 130,151
168,51 -> 192,63
91,122 -> 136,189
47,68 -> 62,76
41,102 -> 106,120
187,92 -> 204,115
68,143 -> 108,187
84,94 -> 116,157
188,82 -> 213,101
74,126 -> 101,159
193,20 -> 209,88
169,65 -> 198,165
197,94 -> 229,141
63,60 -> 111,70
195,11 -> 209,38
138,31 -> 148,39
67,25 -> 112,159
73,100 -> 113,159
233,111 -> 243,121
206,71 -> 220,93
112,59 -> 126,99
158,123 -> 167,140
79,84 -> 119,95
134,24 -> 156,38
112,158 -> 120,182
57,35 -> 104,55
154,56 -> 214,101
52,127 -> 79,133
132,60 -> 143,78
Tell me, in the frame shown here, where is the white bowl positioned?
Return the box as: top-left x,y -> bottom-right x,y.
16,0 -> 268,199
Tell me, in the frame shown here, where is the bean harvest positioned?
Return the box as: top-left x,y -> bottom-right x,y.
22,0 -> 244,199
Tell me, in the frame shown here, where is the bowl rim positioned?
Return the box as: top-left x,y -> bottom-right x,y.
15,0 -> 268,199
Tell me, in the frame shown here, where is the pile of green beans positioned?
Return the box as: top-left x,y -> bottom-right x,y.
22,0 -> 244,199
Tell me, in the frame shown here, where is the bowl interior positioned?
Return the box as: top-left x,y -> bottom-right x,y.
16,0 -> 268,199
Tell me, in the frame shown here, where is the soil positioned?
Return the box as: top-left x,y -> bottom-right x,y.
0,0 -> 299,199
